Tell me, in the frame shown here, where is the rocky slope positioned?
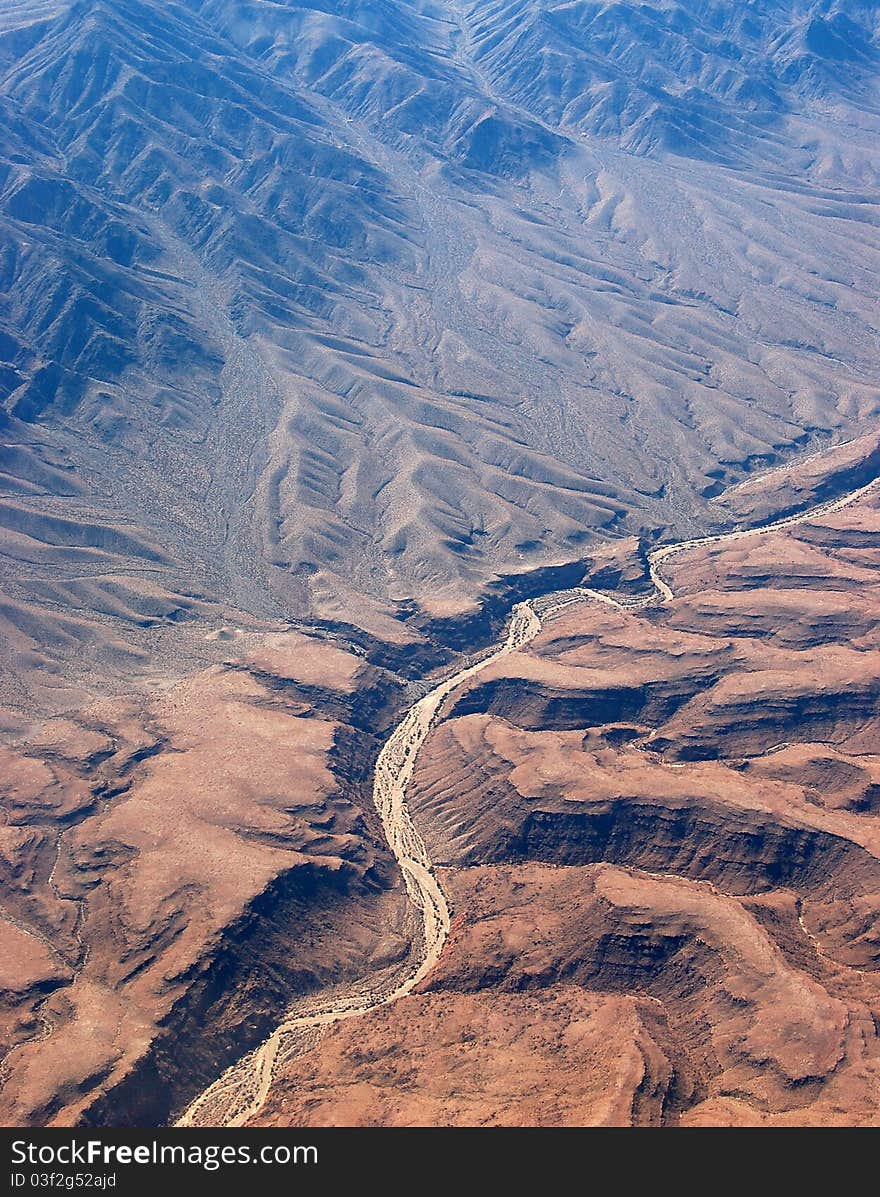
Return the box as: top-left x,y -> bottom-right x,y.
2,0 -> 879,660
0,627 -> 419,1125
2,1 -> 880,1127
253,480 -> 880,1126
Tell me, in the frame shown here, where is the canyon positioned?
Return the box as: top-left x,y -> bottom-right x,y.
253,456 -> 880,1127
1,0 -> 879,1127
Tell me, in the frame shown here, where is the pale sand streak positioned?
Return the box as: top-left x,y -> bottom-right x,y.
177,468 -> 880,1127
177,602 -> 540,1127
648,473 -> 880,602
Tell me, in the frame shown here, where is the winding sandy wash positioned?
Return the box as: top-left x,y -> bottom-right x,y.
178,468 -> 880,1127
647,473 -> 880,602
177,602 -> 541,1127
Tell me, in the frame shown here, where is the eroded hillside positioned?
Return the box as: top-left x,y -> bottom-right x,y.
1,1 -> 879,1127
2,0 -> 879,677
254,475 -> 880,1126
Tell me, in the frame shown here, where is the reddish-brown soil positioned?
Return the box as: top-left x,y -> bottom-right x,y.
253,486 -> 880,1127
0,631 -> 411,1126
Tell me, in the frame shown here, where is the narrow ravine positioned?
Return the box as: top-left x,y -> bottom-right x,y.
177,601 -> 542,1127
177,468 -> 880,1128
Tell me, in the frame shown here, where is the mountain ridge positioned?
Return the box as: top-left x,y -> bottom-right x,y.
1,0 -> 878,693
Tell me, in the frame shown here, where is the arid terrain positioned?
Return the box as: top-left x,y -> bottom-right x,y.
253,462 -> 880,1127
1,1 -> 879,1127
